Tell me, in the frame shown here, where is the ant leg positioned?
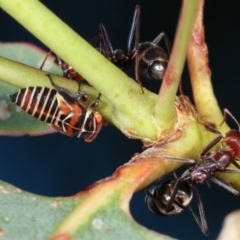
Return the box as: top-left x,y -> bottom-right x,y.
40,50 -> 52,70
152,32 -> 171,56
131,6 -> 143,93
127,5 -> 139,53
200,134 -> 223,159
134,49 -> 144,94
46,73 -> 55,87
125,5 -> 143,93
188,184 -> 209,235
42,53 -> 67,78
204,123 -> 222,135
99,23 -> 114,59
43,53 -> 65,71
221,168 -> 240,173
219,109 -> 228,127
76,81 -> 88,102
173,171 -> 178,180
45,74 -> 88,102
164,156 -> 196,164
90,34 -> 104,56
229,159 -> 240,169
89,34 -> 102,48
88,93 -> 101,110
208,176 -> 239,195
196,116 -> 217,131
163,178 -> 183,212
55,55 -> 62,66
178,80 -> 184,96
131,49 -> 144,93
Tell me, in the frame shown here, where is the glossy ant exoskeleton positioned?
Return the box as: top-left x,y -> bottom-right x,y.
165,108 -> 240,186
99,5 -> 170,93
145,172 -> 208,235
145,109 -> 240,235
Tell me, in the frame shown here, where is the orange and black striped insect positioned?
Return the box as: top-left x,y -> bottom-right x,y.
8,74 -> 102,142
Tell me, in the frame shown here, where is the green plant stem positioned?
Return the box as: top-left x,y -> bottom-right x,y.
51,120 -> 204,237
0,55 -> 117,124
154,0 -> 199,130
0,0 -> 200,142
187,0 -> 229,133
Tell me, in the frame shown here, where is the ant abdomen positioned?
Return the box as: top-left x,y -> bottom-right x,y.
138,42 -> 169,80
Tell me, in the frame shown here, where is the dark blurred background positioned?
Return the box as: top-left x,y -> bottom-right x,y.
0,1 -> 240,239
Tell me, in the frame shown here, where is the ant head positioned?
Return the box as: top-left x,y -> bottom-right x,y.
145,180 -> 193,216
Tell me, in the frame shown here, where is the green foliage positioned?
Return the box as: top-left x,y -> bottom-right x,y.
0,0 -> 239,239
0,181 -> 174,240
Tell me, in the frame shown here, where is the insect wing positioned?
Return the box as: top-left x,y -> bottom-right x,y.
9,86 -> 86,137
52,89 -> 86,137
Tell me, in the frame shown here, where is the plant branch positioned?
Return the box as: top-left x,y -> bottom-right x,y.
154,0 -> 199,131
0,0 -> 163,142
50,120 -> 204,237
187,0 -> 229,133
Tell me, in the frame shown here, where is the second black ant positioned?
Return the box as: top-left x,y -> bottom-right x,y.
40,6 -> 170,93
99,5 -> 171,93
145,109 -> 240,235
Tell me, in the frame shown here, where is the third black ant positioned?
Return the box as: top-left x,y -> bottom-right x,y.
145,109 -> 240,235
40,52 -> 84,83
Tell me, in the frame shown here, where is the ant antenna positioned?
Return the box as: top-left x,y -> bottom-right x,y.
221,108 -> 240,132
188,184 -> 209,235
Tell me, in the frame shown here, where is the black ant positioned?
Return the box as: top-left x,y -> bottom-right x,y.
40,6 -> 170,93
39,33 -> 104,83
145,109 -> 240,235
99,5 -> 170,93
145,172 -> 208,235
40,51 -> 84,82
